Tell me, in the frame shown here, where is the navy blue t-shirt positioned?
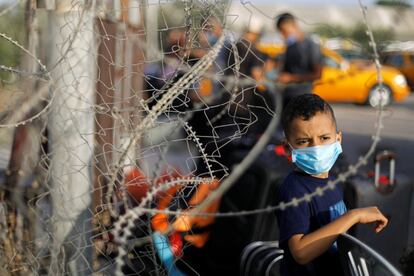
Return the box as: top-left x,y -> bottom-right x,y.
276,171 -> 347,276
281,37 -> 323,106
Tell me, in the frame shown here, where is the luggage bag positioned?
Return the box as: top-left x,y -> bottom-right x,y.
344,150 -> 414,270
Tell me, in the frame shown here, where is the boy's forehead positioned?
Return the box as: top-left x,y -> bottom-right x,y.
289,112 -> 336,137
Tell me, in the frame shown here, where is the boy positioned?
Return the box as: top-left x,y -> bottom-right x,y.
276,94 -> 388,276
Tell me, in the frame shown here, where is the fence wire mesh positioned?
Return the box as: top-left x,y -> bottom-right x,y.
0,0 -> 406,275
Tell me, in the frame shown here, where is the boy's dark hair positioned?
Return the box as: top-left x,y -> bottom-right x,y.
282,94 -> 336,137
275,12 -> 295,30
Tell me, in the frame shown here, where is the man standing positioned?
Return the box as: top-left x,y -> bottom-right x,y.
276,13 -> 323,106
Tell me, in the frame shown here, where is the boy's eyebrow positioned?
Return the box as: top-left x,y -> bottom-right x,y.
294,137 -> 311,141
294,133 -> 333,141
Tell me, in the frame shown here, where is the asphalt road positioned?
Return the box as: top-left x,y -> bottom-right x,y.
332,94 -> 414,177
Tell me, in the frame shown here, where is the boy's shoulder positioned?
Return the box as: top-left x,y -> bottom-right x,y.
278,171 -> 310,200
278,170 -> 330,201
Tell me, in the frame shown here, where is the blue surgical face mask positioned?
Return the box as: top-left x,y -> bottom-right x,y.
286,34 -> 298,46
206,32 -> 218,45
265,69 -> 279,81
290,141 -> 342,175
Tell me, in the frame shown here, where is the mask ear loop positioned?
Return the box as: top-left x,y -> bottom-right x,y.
335,131 -> 342,143
282,132 -> 294,151
284,141 -> 295,162
281,134 -> 294,162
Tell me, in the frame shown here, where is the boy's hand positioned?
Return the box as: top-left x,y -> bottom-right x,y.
277,72 -> 294,83
352,207 -> 388,233
286,206 -> 388,265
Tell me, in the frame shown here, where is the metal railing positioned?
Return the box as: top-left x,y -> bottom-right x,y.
338,233 -> 402,276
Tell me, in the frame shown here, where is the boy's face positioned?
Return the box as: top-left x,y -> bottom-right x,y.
286,111 -> 342,149
278,21 -> 297,40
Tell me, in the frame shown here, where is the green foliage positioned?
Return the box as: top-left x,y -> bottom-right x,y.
313,22 -> 395,52
349,23 -> 395,50
313,24 -> 349,40
375,0 -> 412,8
0,4 -> 26,84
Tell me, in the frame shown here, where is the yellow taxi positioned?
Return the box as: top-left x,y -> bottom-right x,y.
381,42 -> 414,89
257,43 -> 410,107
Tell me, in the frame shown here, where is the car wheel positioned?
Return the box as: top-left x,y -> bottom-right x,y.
367,84 -> 392,107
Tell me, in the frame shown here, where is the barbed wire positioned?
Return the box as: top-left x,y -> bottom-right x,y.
121,0 -> 387,220
0,0 -> 401,275
109,1 -> 390,273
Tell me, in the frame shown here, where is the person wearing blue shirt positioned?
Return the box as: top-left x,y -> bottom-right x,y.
275,13 -> 323,107
276,94 -> 388,276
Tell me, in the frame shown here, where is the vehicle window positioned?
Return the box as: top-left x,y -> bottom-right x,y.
337,50 -> 367,61
323,56 -> 340,69
383,54 -> 404,67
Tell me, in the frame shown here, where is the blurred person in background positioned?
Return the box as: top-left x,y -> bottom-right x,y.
275,12 -> 323,106
144,28 -> 204,112
220,17 -> 272,142
188,16 -> 270,176
224,17 -> 264,78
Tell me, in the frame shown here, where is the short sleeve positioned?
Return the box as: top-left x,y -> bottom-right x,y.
276,177 -> 311,243
309,39 -> 323,70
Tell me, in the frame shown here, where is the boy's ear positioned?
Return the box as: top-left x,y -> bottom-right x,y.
282,139 -> 292,154
337,131 -> 343,143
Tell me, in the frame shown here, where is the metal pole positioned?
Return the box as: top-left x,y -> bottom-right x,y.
145,0 -> 159,60
47,1 -> 95,274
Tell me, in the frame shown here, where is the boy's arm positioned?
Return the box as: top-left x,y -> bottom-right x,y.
288,206 -> 388,265
277,65 -> 322,84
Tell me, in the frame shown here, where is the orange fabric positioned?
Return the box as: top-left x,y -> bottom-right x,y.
199,78 -> 213,97
172,179 -> 221,247
186,180 -> 217,205
183,233 -> 211,248
151,185 -> 182,233
151,213 -> 169,233
157,186 -> 182,209
150,179 -> 221,248
124,167 -> 149,202
172,199 -> 220,231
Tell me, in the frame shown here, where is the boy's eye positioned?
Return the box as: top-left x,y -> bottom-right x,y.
296,140 -> 307,145
321,136 -> 331,141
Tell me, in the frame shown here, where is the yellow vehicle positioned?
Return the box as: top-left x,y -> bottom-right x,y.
381,46 -> 414,89
257,43 -> 410,107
